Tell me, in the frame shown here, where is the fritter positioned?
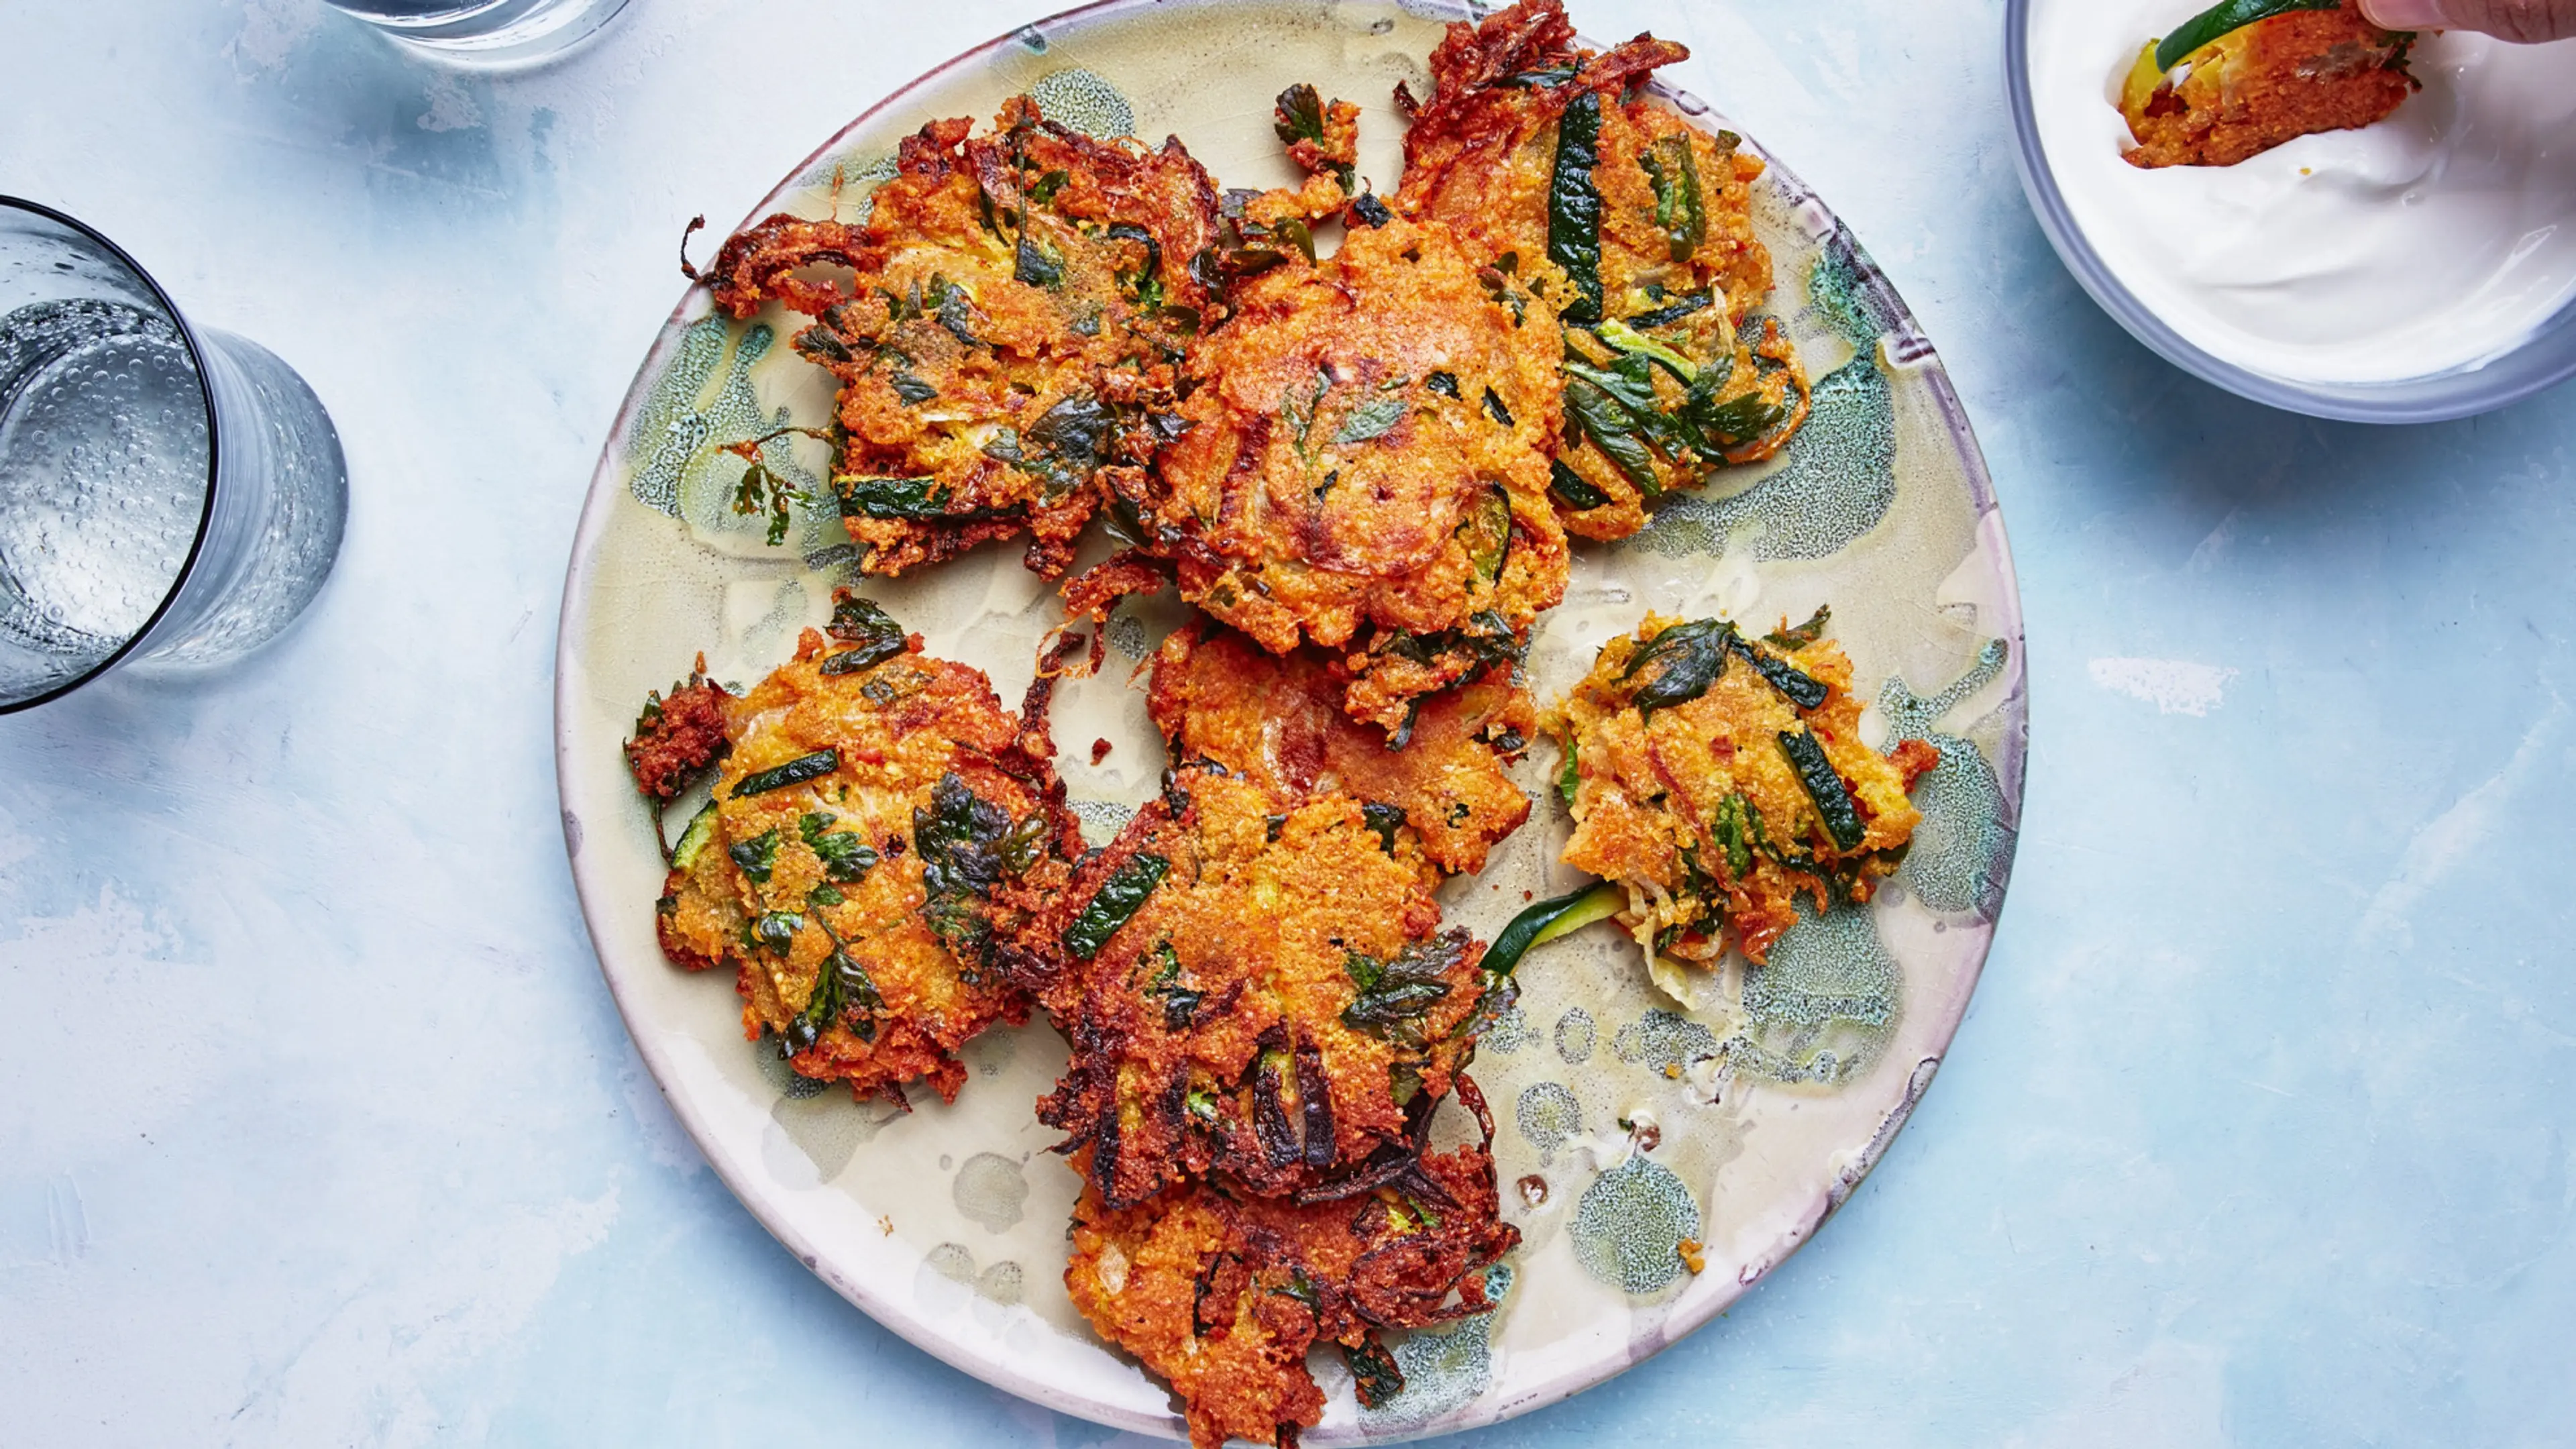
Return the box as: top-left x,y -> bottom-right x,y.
1394,0 -> 1809,539
2119,1 -> 2416,169
1063,1087 -> 1517,1449
1544,611 -> 1938,978
644,596 -> 1080,1105
1008,766 -> 1506,1208
1102,212 -> 1569,735
700,98 -> 1222,579
1146,619 -> 1534,879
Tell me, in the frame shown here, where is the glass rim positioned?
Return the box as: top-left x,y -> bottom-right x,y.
0,195 -> 222,715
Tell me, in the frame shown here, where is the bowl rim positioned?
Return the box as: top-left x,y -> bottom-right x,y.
2002,0 -> 2576,425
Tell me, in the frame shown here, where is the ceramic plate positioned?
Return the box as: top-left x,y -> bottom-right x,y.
555,1 -> 2027,1439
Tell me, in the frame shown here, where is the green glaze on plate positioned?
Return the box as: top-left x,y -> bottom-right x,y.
555,2 -> 2025,1442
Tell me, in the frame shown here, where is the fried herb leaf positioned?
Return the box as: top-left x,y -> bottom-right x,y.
1558,734 -> 1580,806
1349,191 -> 1392,228
927,275 -> 980,346
1346,1337 -> 1407,1409
1548,459 -> 1610,511
733,751 -> 839,798
819,595 -> 909,674
1766,604 -> 1832,649
915,771 -> 1018,952
786,947 -> 883,1055
1333,396 -> 1409,445
1778,729 -> 1866,851
835,474 -> 967,522
752,910 -> 803,956
1621,619 -> 1736,722
1341,930 -> 1468,1031
888,370 -> 938,406
1360,802 -> 1407,852
1547,90 -> 1605,324
1426,370 -> 1462,399
1564,376 -> 1660,491
1014,232 -> 1065,288
728,828 -> 782,884
800,812 -> 880,883
1065,852 -> 1170,960
1273,83 -> 1356,190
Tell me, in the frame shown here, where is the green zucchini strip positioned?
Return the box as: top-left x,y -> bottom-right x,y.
2155,0 -> 2343,70
1484,881 -> 1624,977
1547,91 -> 1606,325
732,750 -> 840,798
1777,729 -> 1866,851
670,800 -> 720,871
1063,852 -> 1170,960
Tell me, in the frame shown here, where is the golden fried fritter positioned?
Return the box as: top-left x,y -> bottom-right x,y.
1395,0 -> 1808,539
1112,214 -> 1569,735
1147,620 -> 1533,879
1063,1088 -> 1516,1449
651,598 -> 1080,1105
1544,612 -> 1937,978
1008,767 -> 1503,1208
2120,1 -> 2416,169
700,99 -> 1222,579
623,655 -> 732,806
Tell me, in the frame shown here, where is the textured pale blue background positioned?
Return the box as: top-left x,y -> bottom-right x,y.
3,1 -> 2571,1444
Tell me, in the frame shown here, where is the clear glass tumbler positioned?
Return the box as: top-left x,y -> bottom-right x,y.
323,0 -> 633,64
0,198 -> 347,714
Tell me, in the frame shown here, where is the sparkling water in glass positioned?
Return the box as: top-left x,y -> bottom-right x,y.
0,198 -> 347,712
324,0 -> 632,62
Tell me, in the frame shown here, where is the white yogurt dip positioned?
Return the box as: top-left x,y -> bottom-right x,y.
2029,1 -> 2576,385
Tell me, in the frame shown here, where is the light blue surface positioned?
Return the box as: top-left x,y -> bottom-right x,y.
2,2 -> 2570,1444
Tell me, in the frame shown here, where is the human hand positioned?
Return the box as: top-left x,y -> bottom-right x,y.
2360,0 -> 2576,41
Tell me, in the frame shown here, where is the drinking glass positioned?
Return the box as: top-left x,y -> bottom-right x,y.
0,198 -> 347,714
323,0 -> 633,63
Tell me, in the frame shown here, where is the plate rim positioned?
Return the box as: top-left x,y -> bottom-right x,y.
553,1 -> 2030,1439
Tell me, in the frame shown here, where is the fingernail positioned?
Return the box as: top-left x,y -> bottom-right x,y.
2360,0 -> 2445,26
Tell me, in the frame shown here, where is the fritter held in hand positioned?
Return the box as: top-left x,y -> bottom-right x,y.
1063,1087 -> 1517,1449
1544,610 -> 1937,983
699,98 -> 1222,578
2118,0 -> 2416,169
1010,767 -> 1505,1208
640,596 -> 1080,1106
1147,619 -> 1533,879
1395,0 -> 1809,539
1110,213 -> 1569,735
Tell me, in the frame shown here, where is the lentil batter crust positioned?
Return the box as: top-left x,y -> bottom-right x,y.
1063,1100 -> 1516,1449
651,620 -> 1079,1105
1124,214 -> 1570,736
1146,619 -> 1533,879
1395,0 -> 1810,539
701,99 -> 1222,579
1546,614 -> 1937,978
2120,1 -> 2416,170
1010,767 -> 1499,1209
